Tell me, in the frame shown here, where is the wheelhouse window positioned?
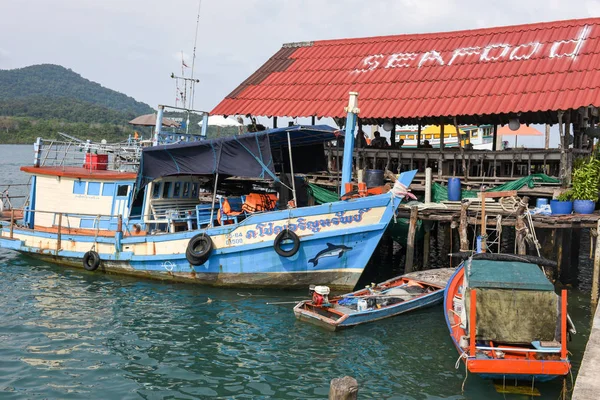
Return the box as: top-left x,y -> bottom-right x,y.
173,182 -> 181,198
102,183 -> 115,196
162,182 -> 171,198
117,185 -> 129,197
73,180 -> 86,194
152,183 -> 161,198
182,182 -> 190,198
87,182 -> 101,196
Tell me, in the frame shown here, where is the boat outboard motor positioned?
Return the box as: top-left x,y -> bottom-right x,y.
312,285 -> 330,306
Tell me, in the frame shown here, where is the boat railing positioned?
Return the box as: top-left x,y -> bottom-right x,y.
0,183 -> 29,212
37,138 -> 141,172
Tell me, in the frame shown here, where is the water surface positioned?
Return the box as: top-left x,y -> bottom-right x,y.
0,144 -> 594,399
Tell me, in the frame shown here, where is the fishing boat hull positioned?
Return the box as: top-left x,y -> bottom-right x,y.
295,288 -> 443,331
294,269 -> 454,331
0,192 -> 406,290
444,264 -> 571,382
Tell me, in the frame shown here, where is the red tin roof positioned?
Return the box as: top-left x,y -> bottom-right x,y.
211,18 -> 600,124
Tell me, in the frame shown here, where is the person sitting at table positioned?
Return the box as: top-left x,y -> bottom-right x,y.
422,140 -> 433,148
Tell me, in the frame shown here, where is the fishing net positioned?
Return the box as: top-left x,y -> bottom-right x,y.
464,288 -> 558,344
307,183 -> 339,204
431,174 -> 560,203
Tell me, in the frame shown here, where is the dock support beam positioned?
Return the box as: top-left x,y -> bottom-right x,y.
405,206 -> 419,273
515,196 -> 530,255
425,167 -> 432,204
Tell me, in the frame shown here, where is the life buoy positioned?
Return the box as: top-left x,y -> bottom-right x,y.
83,251 -> 100,271
186,233 -> 213,265
273,229 -> 300,257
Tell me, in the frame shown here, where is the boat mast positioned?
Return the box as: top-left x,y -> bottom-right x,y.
341,92 -> 359,195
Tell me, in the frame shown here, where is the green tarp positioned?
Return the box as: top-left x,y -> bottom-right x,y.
432,174 -> 560,203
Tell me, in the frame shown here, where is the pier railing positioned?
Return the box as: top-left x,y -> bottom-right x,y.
325,147 -> 591,182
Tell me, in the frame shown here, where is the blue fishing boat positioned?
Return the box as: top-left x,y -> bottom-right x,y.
0,94 -> 417,289
293,269 -> 454,331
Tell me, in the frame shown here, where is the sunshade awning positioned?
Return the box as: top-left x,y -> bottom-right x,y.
129,114 -> 180,127
139,125 -> 340,184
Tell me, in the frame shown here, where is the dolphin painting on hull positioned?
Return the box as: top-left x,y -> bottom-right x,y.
308,243 -> 353,267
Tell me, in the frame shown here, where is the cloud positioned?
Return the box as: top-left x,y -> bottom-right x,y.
0,0 -> 597,110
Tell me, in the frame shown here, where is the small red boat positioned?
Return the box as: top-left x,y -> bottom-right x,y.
444,255 -> 573,383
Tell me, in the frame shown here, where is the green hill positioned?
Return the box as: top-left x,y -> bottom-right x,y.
0,64 -> 155,143
0,64 -> 154,117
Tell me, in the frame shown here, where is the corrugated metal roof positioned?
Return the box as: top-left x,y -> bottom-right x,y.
211,18 -> 600,124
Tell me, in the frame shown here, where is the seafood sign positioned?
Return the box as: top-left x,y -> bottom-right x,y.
245,209 -> 372,239
353,25 -> 591,73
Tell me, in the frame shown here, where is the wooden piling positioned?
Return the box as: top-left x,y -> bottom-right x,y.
329,376 -> 358,400
9,209 -> 14,239
425,167 -> 432,203
56,213 -> 62,252
459,200 -> 470,251
556,229 -> 564,279
405,206 -> 419,273
592,219 -> 600,305
515,196 -> 530,255
423,221 -> 432,269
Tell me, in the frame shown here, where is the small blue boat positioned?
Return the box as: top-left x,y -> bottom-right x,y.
293,269 -> 454,331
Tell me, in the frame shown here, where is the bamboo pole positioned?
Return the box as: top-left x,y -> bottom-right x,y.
405,206 -> 419,273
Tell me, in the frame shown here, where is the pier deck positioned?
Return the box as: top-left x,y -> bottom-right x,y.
572,304 -> 600,400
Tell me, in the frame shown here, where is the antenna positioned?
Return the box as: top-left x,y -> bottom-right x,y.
189,0 -> 202,110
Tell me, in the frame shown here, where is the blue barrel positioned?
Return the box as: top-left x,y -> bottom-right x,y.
536,198 -> 548,208
448,178 -> 462,201
364,169 -> 384,188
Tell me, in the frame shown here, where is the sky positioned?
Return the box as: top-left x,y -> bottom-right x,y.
1,0 -> 599,147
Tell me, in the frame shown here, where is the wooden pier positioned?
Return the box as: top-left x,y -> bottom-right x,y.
572,304 -> 600,400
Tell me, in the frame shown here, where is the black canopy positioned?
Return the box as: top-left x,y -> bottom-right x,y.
139,125 -> 340,183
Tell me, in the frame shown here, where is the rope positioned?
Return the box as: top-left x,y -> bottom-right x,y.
454,351 -> 469,393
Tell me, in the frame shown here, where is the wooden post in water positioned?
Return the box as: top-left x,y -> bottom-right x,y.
56,213 -> 62,253
9,209 -> 14,239
556,229 -> 564,279
405,206 -> 419,273
592,219 -> 600,305
329,376 -> 358,400
425,167 -> 432,204
515,196 -> 530,255
459,200 -> 470,251
423,221 -> 432,269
